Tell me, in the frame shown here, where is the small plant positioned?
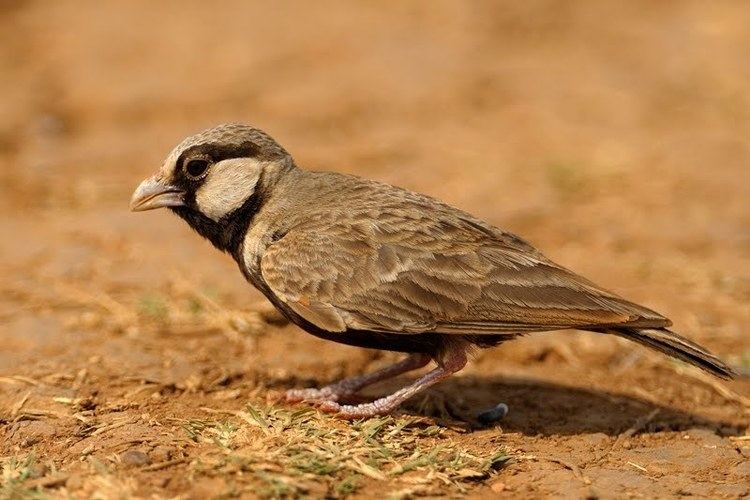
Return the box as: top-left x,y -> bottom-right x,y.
0,454 -> 51,500
138,292 -> 169,320
546,161 -> 589,201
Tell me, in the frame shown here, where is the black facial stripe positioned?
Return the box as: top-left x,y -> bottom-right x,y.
169,168 -> 267,256
225,182 -> 266,261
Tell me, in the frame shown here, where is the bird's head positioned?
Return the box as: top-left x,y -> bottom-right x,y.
130,124 -> 294,253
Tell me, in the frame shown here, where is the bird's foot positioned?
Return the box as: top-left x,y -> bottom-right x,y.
285,354 -> 432,405
315,350 -> 467,419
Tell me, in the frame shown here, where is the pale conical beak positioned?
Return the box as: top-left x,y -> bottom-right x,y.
130,176 -> 185,212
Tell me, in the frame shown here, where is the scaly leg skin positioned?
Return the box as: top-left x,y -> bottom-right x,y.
285,353 -> 431,403
317,348 -> 468,419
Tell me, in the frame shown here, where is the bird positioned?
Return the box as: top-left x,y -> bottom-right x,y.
130,123 -> 734,419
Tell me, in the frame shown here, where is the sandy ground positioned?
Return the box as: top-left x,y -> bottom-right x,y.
1,1 -> 749,498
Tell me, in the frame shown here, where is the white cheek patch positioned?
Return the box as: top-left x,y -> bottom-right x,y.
195,158 -> 263,221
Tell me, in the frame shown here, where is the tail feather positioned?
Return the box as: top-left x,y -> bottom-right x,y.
604,327 -> 734,380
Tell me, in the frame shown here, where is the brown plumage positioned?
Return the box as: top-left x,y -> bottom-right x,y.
130,124 -> 733,419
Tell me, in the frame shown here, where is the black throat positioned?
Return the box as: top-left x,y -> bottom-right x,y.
170,186 -> 265,257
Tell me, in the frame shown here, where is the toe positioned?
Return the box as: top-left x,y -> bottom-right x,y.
285,387 -> 345,403
316,400 -> 341,413
328,403 -> 390,420
284,389 -> 307,402
286,388 -> 323,402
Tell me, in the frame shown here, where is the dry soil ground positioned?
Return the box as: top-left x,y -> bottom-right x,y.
1,1 -> 749,498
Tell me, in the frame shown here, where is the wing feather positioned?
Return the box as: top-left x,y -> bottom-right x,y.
259,184 -> 669,335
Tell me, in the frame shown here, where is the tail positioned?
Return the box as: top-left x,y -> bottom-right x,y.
603,327 -> 734,380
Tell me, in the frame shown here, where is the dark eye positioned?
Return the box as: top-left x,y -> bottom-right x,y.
185,159 -> 209,179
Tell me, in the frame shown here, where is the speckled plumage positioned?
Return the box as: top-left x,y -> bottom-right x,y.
131,124 -> 733,418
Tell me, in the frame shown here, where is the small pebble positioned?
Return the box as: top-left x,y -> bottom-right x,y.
75,398 -> 96,411
476,403 -> 509,426
490,481 -> 506,493
66,474 -> 84,491
150,445 -> 174,463
28,463 -> 49,479
120,449 -> 151,467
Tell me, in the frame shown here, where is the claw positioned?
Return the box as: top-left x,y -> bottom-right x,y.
315,400 -> 342,413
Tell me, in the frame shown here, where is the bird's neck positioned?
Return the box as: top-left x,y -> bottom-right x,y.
170,197 -> 259,255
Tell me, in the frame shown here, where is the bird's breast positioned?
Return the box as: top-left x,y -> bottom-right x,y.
238,220 -> 272,273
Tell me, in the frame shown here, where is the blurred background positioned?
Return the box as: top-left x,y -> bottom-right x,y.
2,0 -> 747,346
1,1 -> 749,496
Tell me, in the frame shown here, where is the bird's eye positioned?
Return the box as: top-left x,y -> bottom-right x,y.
185,159 -> 210,179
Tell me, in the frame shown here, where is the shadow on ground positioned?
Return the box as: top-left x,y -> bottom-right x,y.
281,374 -> 745,436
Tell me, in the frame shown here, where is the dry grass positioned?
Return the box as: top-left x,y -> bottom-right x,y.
4,274 -> 283,345
175,404 -> 508,498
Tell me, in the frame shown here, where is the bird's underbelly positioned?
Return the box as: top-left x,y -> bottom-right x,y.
280,304 -> 507,354
303,326 -> 440,354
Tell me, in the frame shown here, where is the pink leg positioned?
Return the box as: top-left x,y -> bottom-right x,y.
285,353 -> 431,403
317,349 -> 468,419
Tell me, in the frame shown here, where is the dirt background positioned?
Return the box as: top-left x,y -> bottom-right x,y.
1,1 -> 749,498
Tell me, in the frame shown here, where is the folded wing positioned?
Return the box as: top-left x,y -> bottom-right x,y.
260,204 -> 670,336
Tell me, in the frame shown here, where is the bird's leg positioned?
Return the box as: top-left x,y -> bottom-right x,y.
285,353 -> 431,403
317,348 -> 467,419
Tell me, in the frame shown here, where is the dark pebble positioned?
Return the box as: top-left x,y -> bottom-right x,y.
476,403 -> 509,426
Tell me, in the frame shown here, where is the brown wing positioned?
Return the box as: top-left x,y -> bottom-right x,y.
260,196 -> 670,336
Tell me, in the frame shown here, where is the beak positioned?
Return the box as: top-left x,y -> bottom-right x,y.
130,176 -> 185,212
